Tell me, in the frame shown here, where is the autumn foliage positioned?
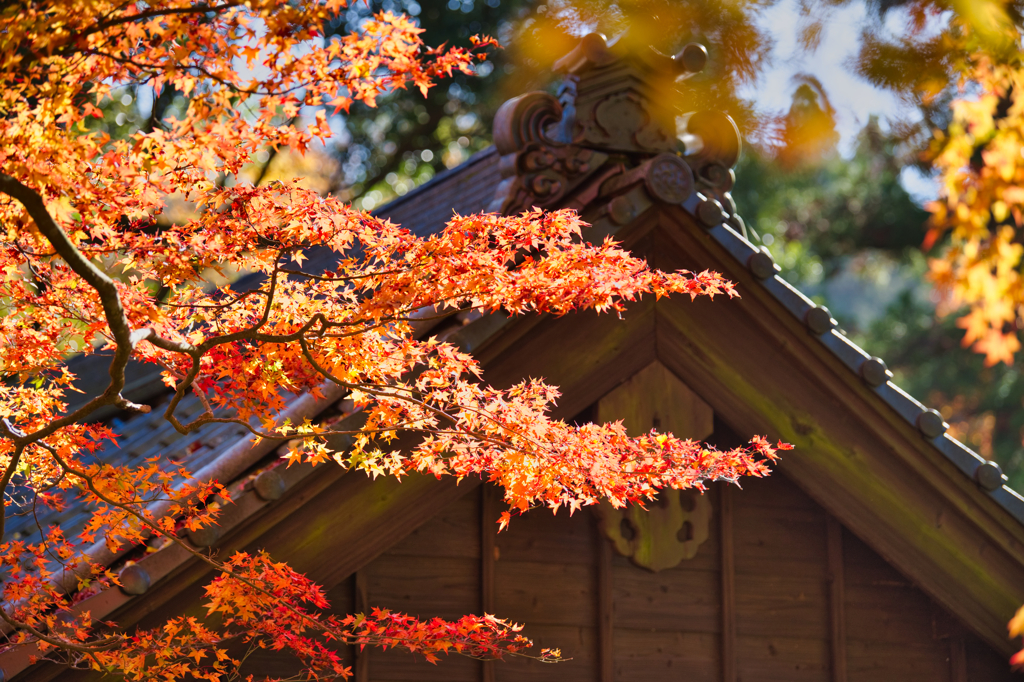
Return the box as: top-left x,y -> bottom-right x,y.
919,2 -> 1024,367
928,54 -> 1024,367
0,1 -> 787,678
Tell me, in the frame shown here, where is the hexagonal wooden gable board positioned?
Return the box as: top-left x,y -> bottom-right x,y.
596,359 -> 713,440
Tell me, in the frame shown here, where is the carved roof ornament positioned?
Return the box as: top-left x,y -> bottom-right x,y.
489,32 -> 745,236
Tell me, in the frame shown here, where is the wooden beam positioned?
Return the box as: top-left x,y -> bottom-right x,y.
949,628 -> 968,682
826,515 -> 848,682
481,486 -> 496,682
720,485 -> 736,682
354,569 -> 369,682
598,521 -> 614,682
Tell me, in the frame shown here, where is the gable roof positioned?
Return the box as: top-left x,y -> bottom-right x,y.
6,33 -> 1024,679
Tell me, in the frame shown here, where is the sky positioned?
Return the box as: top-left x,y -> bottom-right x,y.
744,0 -> 941,203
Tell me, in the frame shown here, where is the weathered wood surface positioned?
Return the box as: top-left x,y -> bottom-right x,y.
733,502 -> 828,569
495,560 -> 596,626
720,485 -> 736,682
366,555 -> 481,621
826,515 -> 848,682
613,557 -> 720,633
596,359 -> 713,439
845,639 -> 951,681
495,504 -> 597,565
371,649 -> 480,682
597,521 -> 614,682
349,491 -> 481,682
732,478 -> 829,654
736,634 -> 831,682
950,626 -> 968,682
647,205 -> 1024,654
388,492 -> 482,560
494,624 -> 597,682
614,629 -> 719,682
967,631 -> 1021,681
482,487 -> 497,682
842,530 -> 954,681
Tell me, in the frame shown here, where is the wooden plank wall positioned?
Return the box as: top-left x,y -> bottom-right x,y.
842,524 -> 949,680
492,492 -> 599,682
613,487 -> 721,681
25,468 -> 1018,682
732,474 -> 831,681
363,491 -> 482,682
343,474 -> 1019,682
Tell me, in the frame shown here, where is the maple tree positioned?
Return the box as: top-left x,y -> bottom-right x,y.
0,1 -> 786,679
927,51 -> 1024,368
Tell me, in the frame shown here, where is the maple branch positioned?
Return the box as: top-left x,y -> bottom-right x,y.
173,413 -> 442,444
85,2 -> 242,39
0,175 -> 150,444
142,332 -> 197,355
290,339 -> 556,458
160,288 -> 268,310
0,444 -> 24,545
159,254 -> 286,431
278,265 -> 420,282
9,2 -> 244,72
252,114 -> 300,187
29,440 -> 539,667
80,49 -> 299,98
0,605 -> 125,655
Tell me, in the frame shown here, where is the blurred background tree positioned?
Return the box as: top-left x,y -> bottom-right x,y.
86,0 -> 1024,484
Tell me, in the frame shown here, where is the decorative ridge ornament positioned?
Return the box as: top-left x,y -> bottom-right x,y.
492,92 -> 563,155
489,32 -> 744,230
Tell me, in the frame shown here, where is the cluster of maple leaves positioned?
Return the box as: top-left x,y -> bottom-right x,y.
0,1 -> 786,678
922,4 -> 1024,367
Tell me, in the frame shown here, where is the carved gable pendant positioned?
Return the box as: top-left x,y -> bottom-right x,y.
593,360 -> 714,571
596,490 -> 712,572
